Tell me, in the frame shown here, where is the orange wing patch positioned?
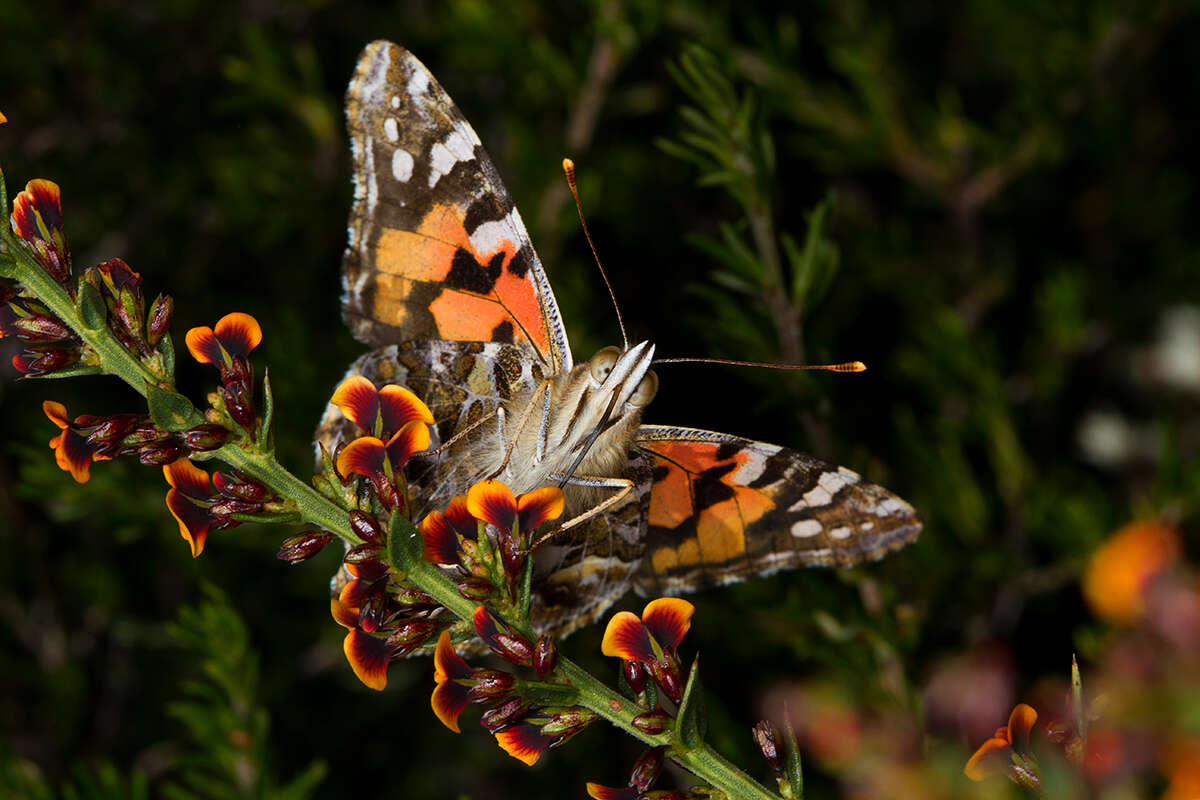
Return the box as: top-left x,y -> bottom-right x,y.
644,440 -> 776,574
371,203 -> 550,354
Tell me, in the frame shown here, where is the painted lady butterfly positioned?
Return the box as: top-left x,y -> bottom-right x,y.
316,41 -> 921,640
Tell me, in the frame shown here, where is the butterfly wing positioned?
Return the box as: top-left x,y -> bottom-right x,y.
342,41 -> 572,372
632,425 -> 921,595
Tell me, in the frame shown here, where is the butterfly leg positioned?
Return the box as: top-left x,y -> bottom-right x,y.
485,380 -> 553,480
529,474 -> 633,549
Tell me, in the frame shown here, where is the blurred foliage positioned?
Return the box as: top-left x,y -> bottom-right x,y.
1,0 -> 1198,797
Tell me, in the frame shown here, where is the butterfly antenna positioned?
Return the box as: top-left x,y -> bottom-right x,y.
653,357 -> 868,372
563,158 -> 628,350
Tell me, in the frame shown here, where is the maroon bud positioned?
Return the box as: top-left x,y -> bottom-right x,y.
344,543 -> 384,565
533,634 -> 558,678
81,414 -> 142,445
467,669 -> 517,702
9,313 -> 73,341
276,530 -> 334,564
650,659 -> 683,705
121,423 -> 169,448
212,471 -> 270,502
490,632 -> 533,667
457,577 -> 496,601
13,345 -> 78,376
181,424 -> 229,452
138,441 -> 185,466
480,697 -> 531,733
388,586 -> 435,608
146,293 -> 173,346
208,497 -> 263,516
385,619 -> 437,655
623,660 -> 647,694
631,710 -> 672,736
221,384 -> 256,430
349,510 -> 384,544
114,286 -> 145,343
629,748 -> 664,792
752,720 -> 782,774
540,707 -> 594,736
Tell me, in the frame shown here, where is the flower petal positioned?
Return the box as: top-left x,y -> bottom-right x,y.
640,597 -> 694,653
50,427 -> 97,483
184,325 -> 223,365
516,486 -> 565,532
165,488 -> 214,557
330,595 -> 359,630
1007,703 -> 1038,757
495,722 -> 555,766
336,436 -> 388,480
431,631 -> 473,733
419,509 -> 461,565
343,628 -> 392,691
42,400 -> 69,429
377,383 -> 434,433
330,375 -> 381,433
600,611 -> 655,663
467,480 -> 518,533
212,312 -> 262,358
964,736 -> 1012,781
443,495 -> 479,539
585,784 -> 639,800
163,458 -> 213,501
384,419 -> 430,468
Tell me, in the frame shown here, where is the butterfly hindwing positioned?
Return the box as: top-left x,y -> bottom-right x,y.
632,426 -> 921,595
342,41 -> 571,372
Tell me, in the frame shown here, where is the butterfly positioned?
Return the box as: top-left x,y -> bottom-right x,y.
316,41 -> 921,640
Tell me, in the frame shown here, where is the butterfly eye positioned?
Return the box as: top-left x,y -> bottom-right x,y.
628,371 -> 658,408
589,346 -> 622,382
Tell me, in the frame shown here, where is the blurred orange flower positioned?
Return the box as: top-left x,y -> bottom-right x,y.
964,703 -> 1037,781
1083,519 -> 1181,625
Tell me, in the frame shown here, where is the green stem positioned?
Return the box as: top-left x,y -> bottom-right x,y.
3,235 -> 779,800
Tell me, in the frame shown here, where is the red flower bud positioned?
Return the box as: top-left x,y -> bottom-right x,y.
349,510 -> 384,544
146,293 -> 173,346
467,669 -> 517,702
533,634 -> 558,678
212,471 -> 270,502
220,383 -> 256,430
276,530 -> 334,564
623,660 -> 647,694
138,441 -> 185,466
8,313 -> 73,341
80,414 -> 143,446
752,720 -> 782,774
650,659 -> 683,705
540,707 -> 594,737
388,586 -> 435,608
631,710 -> 671,736
457,577 -> 496,601
480,697 -> 531,733
344,543 -> 384,565
629,747 -> 664,792
13,344 -> 78,376
178,424 -> 226,452
121,423 -> 169,448
385,619 -> 437,655
208,497 -> 263,516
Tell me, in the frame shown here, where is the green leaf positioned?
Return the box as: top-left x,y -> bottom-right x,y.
781,714 -> 803,799
76,282 -> 107,331
30,363 -> 104,379
386,511 -> 423,571
260,367 -> 276,450
146,383 -> 203,432
157,331 -> 176,381
674,655 -> 706,750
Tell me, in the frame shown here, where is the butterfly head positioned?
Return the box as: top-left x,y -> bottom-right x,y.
585,341 -> 658,414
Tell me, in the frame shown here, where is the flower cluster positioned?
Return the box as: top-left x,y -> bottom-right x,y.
165,458 -> 282,557
2,181 -> 174,379
186,312 -> 262,433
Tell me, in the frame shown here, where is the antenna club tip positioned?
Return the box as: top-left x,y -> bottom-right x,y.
849,361 -> 867,372
562,157 -> 575,173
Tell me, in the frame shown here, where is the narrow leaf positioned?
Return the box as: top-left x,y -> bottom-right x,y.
674,654 -> 706,750
386,511 -> 423,570
76,282 -> 106,331
146,383 -> 203,432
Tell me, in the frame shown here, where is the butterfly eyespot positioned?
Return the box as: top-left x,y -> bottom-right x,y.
628,371 -> 658,408
589,346 -> 622,383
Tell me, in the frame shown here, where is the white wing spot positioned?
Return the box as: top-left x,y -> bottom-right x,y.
818,471 -> 851,493
469,210 -> 520,257
802,485 -> 833,507
790,519 -> 823,538
392,150 -> 414,182
407,67 -> 429,100
390,94 -> 400,109
427,127 -> 477,188
383,117 -> 399,143
860,521 -> 875,531
830,526 -> 853,540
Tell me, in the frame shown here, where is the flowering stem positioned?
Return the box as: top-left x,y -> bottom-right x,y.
3,225 -> 777,799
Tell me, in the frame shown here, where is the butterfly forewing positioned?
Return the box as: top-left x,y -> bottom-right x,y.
342,41 -> 571,372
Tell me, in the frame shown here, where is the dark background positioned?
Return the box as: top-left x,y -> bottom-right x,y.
1,1 -> 1197,797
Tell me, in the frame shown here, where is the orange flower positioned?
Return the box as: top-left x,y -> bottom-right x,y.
330,375 -> 433,439
184,312 -> 262,366
465,480 -> 564,535
43,400 -> 110,483
1083,519 -> 1180,625
965,703 -> 1038,781
601,597 -> 694,665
